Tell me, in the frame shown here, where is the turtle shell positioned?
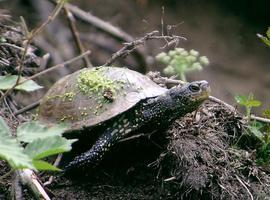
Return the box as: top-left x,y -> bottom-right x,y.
38,67 -> 168,131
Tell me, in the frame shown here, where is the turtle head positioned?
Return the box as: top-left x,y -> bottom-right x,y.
168,80 -> 210,115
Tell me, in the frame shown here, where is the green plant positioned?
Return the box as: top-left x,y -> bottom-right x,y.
0,75 -> 42,92
234,93 -> 261,122
257,27 -> 270,47
263,108 -> 270,118
156,48 -> 209,82
248,121 -> 270,165
235,94 -> 270,164
0,117 -> 76,171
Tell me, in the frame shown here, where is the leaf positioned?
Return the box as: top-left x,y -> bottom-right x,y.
248,125 -> 264,141
0,117 -> 34,169
266,27 -> 270,39
263,109 -> 270,118
0,75 -> 43,92
257,34 -> 270,47
234,94 -> 261,107
32,160 -> 61,171
0,116 -> 11,135
24,136 -> 77,159
245,100 -> 261,107
17,121 -> 69,143
234,95 -> 248,106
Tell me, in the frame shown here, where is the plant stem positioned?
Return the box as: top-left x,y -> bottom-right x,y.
180,72 -> 187,82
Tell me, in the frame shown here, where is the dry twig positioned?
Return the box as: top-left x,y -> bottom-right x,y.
25,50 -> 90,82
104,30 -> 186,66
235,175 -> 254,200
63,6 -> 92,68
17,169 -> 51,200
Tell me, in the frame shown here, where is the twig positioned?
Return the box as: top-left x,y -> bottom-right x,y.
63,6 -> 92,68
0,43 -> 25,51
208,96 -> 236,112
104,30 -> 185,66
249,115 -> 270,123
22,50 -> 91,83
104,30 -> 158,66
118,133 -> 146,143
44,154 -> 63,186
17,169 -> 51,200
63,3 -> 134,42
235,175 -> 254,200
14,100 -> 41,116
48,0 -> 133,42
11,172 -> 23,200
0,169 -> 13,180
0,24 -> 22,34
164,176 -> 176,182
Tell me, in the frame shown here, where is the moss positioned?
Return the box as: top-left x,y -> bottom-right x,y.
60,115 -> 74,121
76,68 -> 122,99
47,91 -> 76,102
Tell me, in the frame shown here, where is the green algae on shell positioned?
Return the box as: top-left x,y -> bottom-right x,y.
76,67 -> 124,101
46,91 -> 76,102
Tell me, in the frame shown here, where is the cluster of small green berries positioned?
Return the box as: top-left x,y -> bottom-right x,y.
156,48 -> 210,82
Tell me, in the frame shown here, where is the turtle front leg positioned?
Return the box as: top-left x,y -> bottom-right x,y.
64,114 -> 139,171
64,131 -> 116,171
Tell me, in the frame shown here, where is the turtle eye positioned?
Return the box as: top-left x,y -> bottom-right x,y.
188,83 -> 200,92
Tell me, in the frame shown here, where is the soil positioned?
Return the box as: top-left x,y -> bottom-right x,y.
0,1 -> 270,199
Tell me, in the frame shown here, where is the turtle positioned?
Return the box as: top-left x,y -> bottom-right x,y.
38,66 -> 210,171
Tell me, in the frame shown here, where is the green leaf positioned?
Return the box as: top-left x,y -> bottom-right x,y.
17,121 -> 69,143
0,75 -> 43,92
257,34 -> 270,47
0,117 -> 34,169
0,116 -> 11,135
263,109 -> 270,118
234,94 -> 261,107
234,95 -> 248,106
24,136 -> 76,159
245,100 -> 261,107
266,27 -> 270,39
248,125 -> 264,141
32,160 -> 61,171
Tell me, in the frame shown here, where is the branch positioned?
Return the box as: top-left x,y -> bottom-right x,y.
14,101 -> 40,116
64,3 -> 134,42
25,50 -> 91,82
208,96 -> 236,112
17,169 -> 51,200
249,115 -> 270,123
104,30 -> 186,66
63,6 -> 92,68
235,175 -> 254,200
104,30 -> 158,66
